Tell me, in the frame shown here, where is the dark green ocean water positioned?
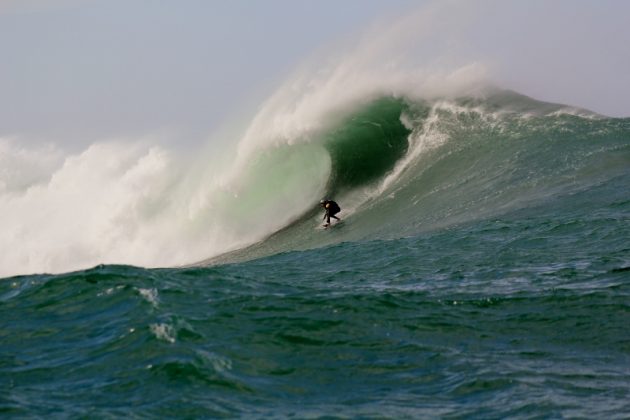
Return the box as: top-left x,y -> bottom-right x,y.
2,92 -> 629,418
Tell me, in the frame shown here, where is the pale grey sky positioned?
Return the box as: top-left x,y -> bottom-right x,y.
1,0 -> 628,149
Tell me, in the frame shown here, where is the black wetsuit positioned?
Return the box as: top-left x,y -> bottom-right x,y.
322,200 -> 341,225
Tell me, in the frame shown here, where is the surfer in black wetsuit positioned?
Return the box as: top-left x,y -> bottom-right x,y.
320,199 -> 341,227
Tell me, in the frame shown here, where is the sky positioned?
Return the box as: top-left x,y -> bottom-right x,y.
1,0 -> 629,151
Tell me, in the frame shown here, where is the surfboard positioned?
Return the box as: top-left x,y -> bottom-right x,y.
321,219 -> 343,229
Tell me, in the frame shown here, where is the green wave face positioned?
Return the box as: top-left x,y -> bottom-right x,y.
322,97 -> 413,193
203,90 -> 630,266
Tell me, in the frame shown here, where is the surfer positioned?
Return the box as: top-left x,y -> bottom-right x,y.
320,199 -> 341,227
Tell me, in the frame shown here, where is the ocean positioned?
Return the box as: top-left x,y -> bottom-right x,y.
1,90 -> 629,417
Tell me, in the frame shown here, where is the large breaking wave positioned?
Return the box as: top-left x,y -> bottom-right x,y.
2,0 -> 629,277
2,81 -> 627,278
203,90 -> 629,265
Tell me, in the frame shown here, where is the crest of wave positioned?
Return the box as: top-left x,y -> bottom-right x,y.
235,1 -> 490,162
